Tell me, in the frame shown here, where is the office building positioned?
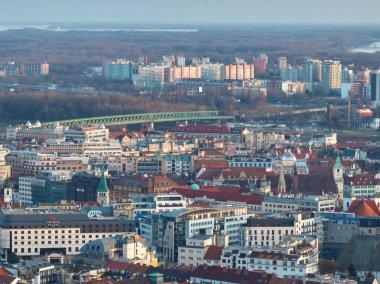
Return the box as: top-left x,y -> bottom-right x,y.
0,208 -> 135,259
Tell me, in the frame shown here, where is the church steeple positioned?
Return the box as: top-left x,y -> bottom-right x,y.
333,154 -> 344,200
97,171 -> 109,206
278,166 -> 286,195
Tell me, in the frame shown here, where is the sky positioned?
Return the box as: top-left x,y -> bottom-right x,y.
1,0 -> 380,25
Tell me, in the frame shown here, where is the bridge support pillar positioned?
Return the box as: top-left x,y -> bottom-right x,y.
150,122 -> 154,130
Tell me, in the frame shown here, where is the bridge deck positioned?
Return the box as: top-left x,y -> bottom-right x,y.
43,111 -> 233,127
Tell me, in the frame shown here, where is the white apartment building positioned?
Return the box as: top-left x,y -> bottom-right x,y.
64,126 -> 109,142
178,235 -> 214,267
221,247 -> 318,278
6,151 -> 57,178
43,141 -> 122,157
227,156 -> 272,169
130,193 -> 187,217
343,174 -> 377,210
241,213 -> 317,247
261,195 -> 336,213
310,133 -> 337,147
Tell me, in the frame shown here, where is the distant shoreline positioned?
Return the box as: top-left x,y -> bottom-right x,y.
0,25 -> 198,33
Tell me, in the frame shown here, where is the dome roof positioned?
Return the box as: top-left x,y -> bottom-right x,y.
25,121 -> 32,128
190,184 -> 200,190
281,150 -> 296,161
34,120 -> 42,127
53,122 -> 61,127
98,124 -> 106,129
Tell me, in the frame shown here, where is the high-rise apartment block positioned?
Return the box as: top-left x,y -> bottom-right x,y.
253,54 -> 268,76
225,63 -> 254,80
278,57 -> 287,70
176,56 -> 186,67
370,70 -> 380,106
321,60 -> 342,94
103,59 -> 132,80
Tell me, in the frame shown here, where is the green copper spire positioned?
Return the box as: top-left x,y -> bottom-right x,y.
98,172 -> 109,193
334,154 -> 342,168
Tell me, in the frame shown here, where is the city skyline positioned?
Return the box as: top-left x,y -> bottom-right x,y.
1,0 -> 380,25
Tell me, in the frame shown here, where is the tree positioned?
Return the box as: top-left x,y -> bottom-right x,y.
348,262 -> 357,277
7,252 -> 19,264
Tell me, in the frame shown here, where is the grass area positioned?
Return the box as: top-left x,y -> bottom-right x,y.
337,129 -> 380,140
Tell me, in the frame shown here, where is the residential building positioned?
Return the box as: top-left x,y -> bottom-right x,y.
178,235 -> 223,268
150,206 -> 250,262
64,126 -> 110,143
261,195 -> 336,213
241,212 -> 317,247
343,174 -> 377,210
78,233 -> 157,266
321,60 -> 342,94
370,70 -> 380,106
103,59 -> 132,80
6,151 -> 57,178
200,63 -> 225,81
111,175 -> 178,202
253,54 -> 268,76
221,245 -> 318,278
225,63 -> 254,80
130,193 -> 187,216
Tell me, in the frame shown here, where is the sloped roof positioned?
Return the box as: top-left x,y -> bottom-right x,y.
0,275 -> 17,284
190,265 -> 273,284
338,235 -> 380,271
347,199 -> 380,217
104,261 -> 150,274
204,246 -> 223,261
291,174 -> 337,195
98,172 -> 109,193
344,174 -> 375,186
172,188 -> 263,205
172,124 -> 231,134
0,267 -> 11,276
194,159 -> 229,171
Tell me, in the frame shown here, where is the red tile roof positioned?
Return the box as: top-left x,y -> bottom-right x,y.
0,267 -> 11,276
190,265 -> 273,284
194,159 -> 229,171
347,199 -> 380,217
0,275 -> 17,284
204,246 -> 223,261
276,147 -> 317,159
197,167 -> 267,181
335,141 -> 366,149
269,278 -> 320,284
75,201 -> 102,207
172,124 -> 232,134
344,174 -> 375,186
250,251 -> 299,261
104,261 -> 150,274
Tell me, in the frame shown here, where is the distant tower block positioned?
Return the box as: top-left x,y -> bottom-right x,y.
348,97 -> 351,127
327,104 -> 334,122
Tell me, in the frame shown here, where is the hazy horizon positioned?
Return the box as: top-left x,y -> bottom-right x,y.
1,0 -> 380,25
